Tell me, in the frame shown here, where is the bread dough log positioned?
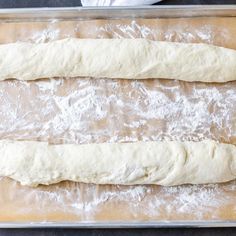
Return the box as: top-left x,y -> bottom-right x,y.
0,139 -> 236,186
1,38 -> 236,82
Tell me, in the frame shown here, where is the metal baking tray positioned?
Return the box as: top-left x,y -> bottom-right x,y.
0,5 -> 236,228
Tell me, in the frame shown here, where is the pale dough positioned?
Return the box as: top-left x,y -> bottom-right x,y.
0,139 -> 236,186
1,38 -> 236,82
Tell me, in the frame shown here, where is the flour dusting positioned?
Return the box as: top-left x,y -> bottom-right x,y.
1,78 -> 236,145
17,182 -> 235,220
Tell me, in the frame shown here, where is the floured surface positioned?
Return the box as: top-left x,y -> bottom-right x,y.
0,16 -> 236,223
1,78 -> 236,145
1,178 -> 236,222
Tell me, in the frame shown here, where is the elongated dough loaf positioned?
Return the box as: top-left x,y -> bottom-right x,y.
0,140 -> 235,186
1,38 -> 236,82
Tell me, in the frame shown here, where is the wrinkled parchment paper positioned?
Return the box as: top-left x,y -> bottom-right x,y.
0,16 -> 236,223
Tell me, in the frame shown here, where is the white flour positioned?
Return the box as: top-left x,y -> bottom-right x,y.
21,182 -> 235,220
1,78 -> 236,145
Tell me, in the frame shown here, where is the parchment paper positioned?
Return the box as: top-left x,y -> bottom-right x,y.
0,16 -> 236,223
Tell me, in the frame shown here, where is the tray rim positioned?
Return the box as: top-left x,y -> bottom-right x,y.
0,220 -> 236,228
0,5 -> 235,12
0,5 -> 235,21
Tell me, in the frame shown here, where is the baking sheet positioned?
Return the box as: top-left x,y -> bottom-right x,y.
0,12 -> 236,224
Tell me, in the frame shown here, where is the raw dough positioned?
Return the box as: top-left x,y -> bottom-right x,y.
1,38 -> 236,82
0,139 -> 235,186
